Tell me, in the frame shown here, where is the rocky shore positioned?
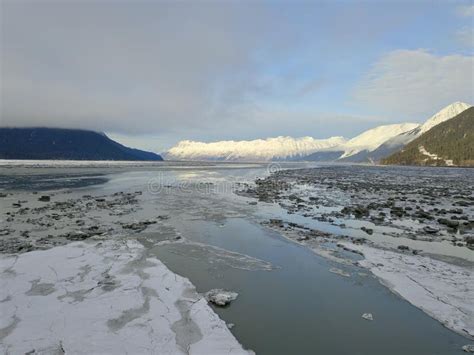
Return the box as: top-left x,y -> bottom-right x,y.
0,190 -> 170,254
238,165 -> 474,251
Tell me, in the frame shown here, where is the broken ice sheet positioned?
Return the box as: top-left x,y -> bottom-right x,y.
161,241 -> 277,271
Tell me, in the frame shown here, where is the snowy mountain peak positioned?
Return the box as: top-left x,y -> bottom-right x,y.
340,123 -> 420,158
419,101 -> 471,135
166,136 -> 346,161
166,101 -> 472,162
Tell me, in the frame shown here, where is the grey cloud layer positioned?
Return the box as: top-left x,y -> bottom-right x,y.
352,50 -> 474,118
1,1 -> 472,143
1,2 -> 280,133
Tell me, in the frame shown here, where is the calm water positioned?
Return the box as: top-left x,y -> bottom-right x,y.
0,162 -> 471,354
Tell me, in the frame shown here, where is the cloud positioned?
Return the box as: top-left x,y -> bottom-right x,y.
456,27 -> 474,47
454,4 -> 474,47
352,50 -> 474,119
456,4 -> 474,17
0,2 -> 281,134
2,1 -> 378,141
1,1 -> 467,146
192,106 -> 384,144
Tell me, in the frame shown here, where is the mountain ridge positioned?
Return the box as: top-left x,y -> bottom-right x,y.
0,127 -> 163,161
363,101 -> 472,163
338,122 -> 420,159
165,123 -> 422,162
166,136 -> 347,161
382,107 -> 474,167
166,102 -> 471,162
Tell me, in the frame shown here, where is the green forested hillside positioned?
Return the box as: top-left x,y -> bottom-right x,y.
382,107 -> 474,167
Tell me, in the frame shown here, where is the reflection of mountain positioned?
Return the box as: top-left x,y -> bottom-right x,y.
0,127 -> 163,161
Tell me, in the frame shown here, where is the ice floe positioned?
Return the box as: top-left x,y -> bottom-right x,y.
205,289 -> 239,307
161,240 -> 276,271
342,242 -> 474,338
0,239 -> 251,354
361,313 -> 374,321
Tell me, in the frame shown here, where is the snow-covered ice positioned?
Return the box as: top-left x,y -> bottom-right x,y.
463,344 -> 474,352
0,239 -> 251,354
361,313 -> 374,321
341,242 -> 474,339
205,289 -> 239,307
329,267 -> 350,277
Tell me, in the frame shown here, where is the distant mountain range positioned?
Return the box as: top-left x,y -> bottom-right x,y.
166,102 -> 472,164
165,136 -> 346,161
2,102 -> 471,165
382,107 -> 474,167
165,124 -> 420,162
0,128 -> 163,161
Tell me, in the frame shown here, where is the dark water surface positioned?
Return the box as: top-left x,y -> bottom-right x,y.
152,218 -> 467,355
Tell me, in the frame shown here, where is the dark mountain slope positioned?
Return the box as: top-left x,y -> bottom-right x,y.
382,107 -> 474,167
0,127 -> 163,161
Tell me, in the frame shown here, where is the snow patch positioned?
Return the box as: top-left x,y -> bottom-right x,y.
418,146 -> 454,166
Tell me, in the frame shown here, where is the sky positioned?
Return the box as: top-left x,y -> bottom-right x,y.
1,0 -> 473,153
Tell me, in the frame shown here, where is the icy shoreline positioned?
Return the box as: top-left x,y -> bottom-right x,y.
259,219 -> 474,340
240,163 -> 474,341
341,242 -> 474,339
0,239 -> 251,354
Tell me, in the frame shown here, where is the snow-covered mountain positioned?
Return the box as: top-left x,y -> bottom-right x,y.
165,101 -> 472,162
418,101 -> 471,135
166,124 -> 419,162
338,123 -> 420,159
166,136 -> 346,161
382,106 -> 474,167
367,102 -> 472,162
